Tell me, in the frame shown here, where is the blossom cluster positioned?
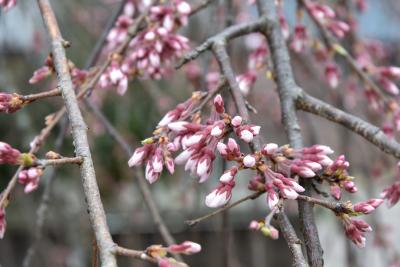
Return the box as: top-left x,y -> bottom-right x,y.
0,93 -> 25,114
100,0 -> 191,94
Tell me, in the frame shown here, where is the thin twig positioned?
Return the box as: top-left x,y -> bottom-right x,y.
185,191 -> 264,226
35,156 -> 83,167
21,87 -> 62,102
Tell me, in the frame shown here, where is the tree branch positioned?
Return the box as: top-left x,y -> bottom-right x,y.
36,0 -> 117,265
257,0 -> 323,265
296,92 -> 400,158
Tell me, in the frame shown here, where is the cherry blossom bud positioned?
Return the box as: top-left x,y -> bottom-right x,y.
261,225 -> 279,240
0,141 -> 21,165
176,1 -> 191,15
213,94 -> 224,113
353,198 -> 383,214
243,154 -> 256,168
18,167 -> 43,193
379,77 -> 399,95
210,123 -> 225,137
330,184 -> 341,200
165,157 -> 175,174
217,142 -> 228,156
183,134 -> 203,147
239,129 -> 254,143
205,181 -> 235,208
168,241 -> 201,255
267,189 -> 279,209
249,220 -> 261,230
145,161 -> 160,184
128,147 -> 147,167
227,138 -> 240,154
158,111 -> 178,127
0,207 -> 5,239
290,24 -> 307,53
219,166 -> 238,183
175,148 -> 193,164
325,63 -> 340,88
168,121 -> 189,132
231,116 -> 243,127
379,66 -> 400,79
381,182 -> 400,207
262,143 -> 279,156
281,187 -> 298,200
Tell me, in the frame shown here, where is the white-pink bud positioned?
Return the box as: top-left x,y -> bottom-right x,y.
243,155 -> 256,168
231,116 -> 243,127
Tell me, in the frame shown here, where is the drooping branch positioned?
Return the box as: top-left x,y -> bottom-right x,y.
36,0 -> 117,265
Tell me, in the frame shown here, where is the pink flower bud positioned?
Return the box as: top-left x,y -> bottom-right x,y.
213,94 -> 224,113
168,241 -> 201,255
176,1 -> 191,15
0,207 -> 6,239
281,187 -> 299,200
217,142 -> 228,156
128,147 -> 147,167
231,116 -> 243,127
239,129 -> 254,143
330,185 -> 341,200
210,124 -> 224,137
325,63 -> 340,88
205,182 -> 235,208
262,143 -> 279,156
249,220 -> 261,231
267,189 -> 279,209
168,121 -> 189,132
243,155 -> 256,168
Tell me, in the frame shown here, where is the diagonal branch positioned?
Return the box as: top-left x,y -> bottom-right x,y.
36,0 -> 117,265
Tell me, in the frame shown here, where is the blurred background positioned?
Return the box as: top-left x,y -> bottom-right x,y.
1,0 -> 400,266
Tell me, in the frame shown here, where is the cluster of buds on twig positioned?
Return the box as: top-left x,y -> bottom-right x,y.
375,66 -> 400,96
249,219 -> 279,240
146,241 -> 201,266
101,0 -> 191,94
0,0 -> 16,11
322,155 -> 357,200
30,54 -> 88,86
304,0 -> 350,39
340,214 -> 372,248
128,91 -> 205,183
